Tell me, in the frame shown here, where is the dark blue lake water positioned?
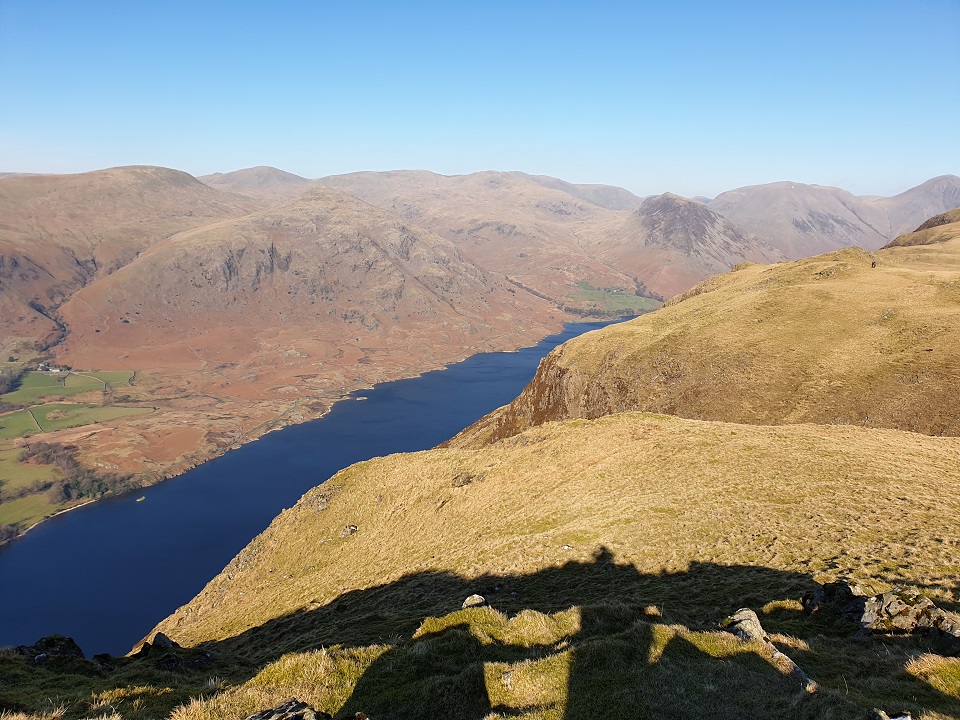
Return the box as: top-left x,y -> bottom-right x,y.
0,320 -> 619,656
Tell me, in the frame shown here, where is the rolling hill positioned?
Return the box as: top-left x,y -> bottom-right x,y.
449,237 -> 960,448
0,166 -> 264,355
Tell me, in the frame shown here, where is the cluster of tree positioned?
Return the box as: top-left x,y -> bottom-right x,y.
0,366 -> 24,395
0,477 -> 54,503
17,442 -> 141,504
0,524 -> 19,544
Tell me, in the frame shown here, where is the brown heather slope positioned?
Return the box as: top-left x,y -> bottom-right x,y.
448,238 -> 960,448
884,207 -> 960,248
0,166 -> 264,355
50,188 -> 562,477
580,192 -> 785,297
148,413 -> 960,718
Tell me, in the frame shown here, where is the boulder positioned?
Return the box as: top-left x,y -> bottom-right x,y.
15,634 -> 85,660
462,594 -> 487,609
151,631 -> 180,649
721,608 -> 818,692
243,699 -> 332,720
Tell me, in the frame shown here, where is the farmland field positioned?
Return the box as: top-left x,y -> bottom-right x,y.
33,404 -> 151,433
0,371 -> 134,405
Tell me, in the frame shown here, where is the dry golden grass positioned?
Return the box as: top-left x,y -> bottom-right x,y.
450,240 -> 960,446
124,411 -> 960,718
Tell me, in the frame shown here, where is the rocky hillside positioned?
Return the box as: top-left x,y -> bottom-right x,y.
580,193 -> 785,298
707,175 -> 960,258
448,236 -> 960,448
0,166 -> 264,354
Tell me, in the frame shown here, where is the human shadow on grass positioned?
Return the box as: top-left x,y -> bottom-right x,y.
191,549 -> 960,720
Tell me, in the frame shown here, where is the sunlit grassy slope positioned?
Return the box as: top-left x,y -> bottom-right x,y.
448,239 -> 960,447
138,412 -> 960,719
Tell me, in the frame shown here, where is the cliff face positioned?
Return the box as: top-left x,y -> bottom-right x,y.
447,238 -> 960,448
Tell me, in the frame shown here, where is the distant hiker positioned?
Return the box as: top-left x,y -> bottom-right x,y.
871,261 -> 877,268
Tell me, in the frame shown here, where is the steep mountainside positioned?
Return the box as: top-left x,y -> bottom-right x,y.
707,175 -> 960,259
580,193 -> 785,298
317,170 -> 780,304
707,181 -> 891,256
884,207 -> 960,248
316,169 -> 639,304
51,188 -> 561,476
198,166 -> 318,203
875,175 -> 960,237
449,238 -> 960,447
0,166 -> 264,354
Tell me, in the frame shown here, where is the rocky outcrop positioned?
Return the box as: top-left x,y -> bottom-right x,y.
803,581 -> 960,652
243,699 -> 332,720
15,634 -> 85,661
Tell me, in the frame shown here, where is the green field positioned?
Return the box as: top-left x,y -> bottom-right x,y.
33,404 -> 151,433
0,447 -> 56,491
0,492 -> 54,528
571,282 -> 662,315
0,403 -> 151,441
0,409 -> 41,440
0,370 -> 133,404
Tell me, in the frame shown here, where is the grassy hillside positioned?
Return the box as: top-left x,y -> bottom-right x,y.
449,239 -> 960,447
5,413 -> 959,719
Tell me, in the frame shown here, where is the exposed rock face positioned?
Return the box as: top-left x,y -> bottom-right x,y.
803,581 -> 960,651
243,699 -> 332,720
720,609 -> 818,692
579,193 -> 785,299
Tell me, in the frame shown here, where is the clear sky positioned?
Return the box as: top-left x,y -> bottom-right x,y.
1,0 -> 958,198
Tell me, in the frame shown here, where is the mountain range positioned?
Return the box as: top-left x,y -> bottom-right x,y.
2,164 -> 960,718
1,165 -> 958,532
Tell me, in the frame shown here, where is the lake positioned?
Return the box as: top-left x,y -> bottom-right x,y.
0,320 -> 620,655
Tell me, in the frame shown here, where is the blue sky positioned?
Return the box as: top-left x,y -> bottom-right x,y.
1,1 -> 958,197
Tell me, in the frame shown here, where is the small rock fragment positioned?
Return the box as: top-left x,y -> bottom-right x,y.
462,594 -> 487,609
